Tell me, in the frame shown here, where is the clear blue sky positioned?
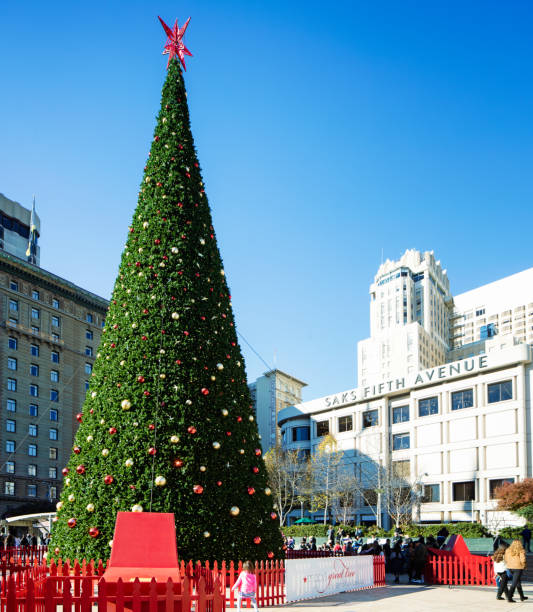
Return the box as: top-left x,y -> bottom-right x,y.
1,1 -> 533,400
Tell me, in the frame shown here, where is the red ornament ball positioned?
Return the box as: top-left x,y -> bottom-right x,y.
247,487 -> 255,495
253,467 -> 259,474
253,537 -> 261,544
216,480 -> 222,486
108,427 -> 117,435
73,446 -> 81,455
148,447 -> 157,456
137,376 -> 145,383
88,527 -> 100,538
237,416 -> 242,423
104,475 -> 114,485
62,467 -> 69,476
173,459 -> 184,468
76,465 -> 86,475
270,512 -> 277,520
54,547 -> 60,555
148,423 -> 155,431
187,426 -> 197,434
67,518 -> 77,529
201,388 -> 209,396
268,552 -> 274,558
255,449 -> 262,457
193,484 -> 204,494
76,413 -> 83,423
226,431 -> 232,437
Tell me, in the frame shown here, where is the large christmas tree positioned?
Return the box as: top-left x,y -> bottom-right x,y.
51,17 -> 283,563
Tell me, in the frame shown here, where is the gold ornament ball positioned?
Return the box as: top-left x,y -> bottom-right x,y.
91,391 -> 97,399
249,415 -> 254,422
160,373 -> 166,379
155,476 -> 167,487
170,435 -> 180,444
171,247 -> 179,254
239,449 -> 245,454
212,441 -> 221,450
222,409 -> 229,417
200,466 -> 206,472
203,531 -> 210,538
210,375 -> 216,381
109,540 -> 114,548
230,506 -> 240,516
125,458 -> 134,468
87,435 -> 94,442
121,399 -> 132,411
102,448 -> 109,457
143,221 -> 149,229
65,478 -> 71,486
86,503 -> 95,513
132,504 -> 143,513
171,312 -> 180,320
265,487 -> 272,496
56,501 -> 64,511
216,363 -> 224,371
100,418 -> 106,425
120,360 -> 126,366
68,494 -> 75,502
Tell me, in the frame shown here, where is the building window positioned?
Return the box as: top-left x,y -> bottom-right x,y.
86,329 -> 93,340
5,440 -> 15,453
30,364 -> 39,377
50,409 -> 58,421
392,405 -> 409,424
49,447 -> 58,460
101,319 -> 105,328
7,357 -> 17,371
31,308 -> 40,319
29,424 -> 37,437
453,481 -> 475,501
362,409 -> 379,428
52,334 -> 60,342
7,379 -> 17,392
51,351 -> 59,363
419,396 -> 439,417
31,326 -> 39,335
10,280 -> 18,291
28,444 -> 37,457
50,389 -> 58,402
51,316 -> 60,328
85,363 -> 92,375
5,461 -> 14,474
292,426 -> 310,442
338,415 -> 353,432
30,344 -> 39,357
49,428 -> 58,441
392,460 -> 410,478
29,384 -> 38,397
451,389 -> 474,411
49,466 -> 57,479
86,313 -> 93,323
6,399 -> 16,412
84,381 -> 90,391
29,404 -> 38,417
488,381 -> 513,404
4,482 -> 14,496
316,420 -> 329,437
32,290 -> 40,301
27,485 -> 37,497
6,420 -> 15,433
489,478 -> 515,499
85,346 -> 93,357
8,317 -> 18,326
49,486 -> 57,499
9,299 -> 18,312
28,464 -> 37,477
50,370 -> 59,382
8,337 -> 17,350
422,484 -> 440,503
52,299 -> 60,309
392,433 -> 410,450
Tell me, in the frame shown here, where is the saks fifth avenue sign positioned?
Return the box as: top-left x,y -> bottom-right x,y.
325,355 -> 488,409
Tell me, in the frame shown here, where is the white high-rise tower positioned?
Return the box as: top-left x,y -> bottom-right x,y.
357,249 -> 453,386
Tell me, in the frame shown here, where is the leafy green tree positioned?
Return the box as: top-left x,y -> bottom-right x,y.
50,57 -> 283,563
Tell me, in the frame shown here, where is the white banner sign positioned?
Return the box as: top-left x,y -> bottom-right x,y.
285,556 -> 374,602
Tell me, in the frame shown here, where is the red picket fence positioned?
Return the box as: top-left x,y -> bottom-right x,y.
373,556 -> 386,587
0,547 -> 47,567
425,553 -> 494,586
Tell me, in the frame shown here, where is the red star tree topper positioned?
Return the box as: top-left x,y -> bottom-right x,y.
158,16 -> 193,70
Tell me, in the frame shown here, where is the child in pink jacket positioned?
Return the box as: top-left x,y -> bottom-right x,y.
232,560 -> 258,611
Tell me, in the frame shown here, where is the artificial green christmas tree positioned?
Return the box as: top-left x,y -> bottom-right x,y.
50,17 -> 283,563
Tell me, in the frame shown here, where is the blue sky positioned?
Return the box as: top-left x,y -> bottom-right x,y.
1,1 -> 533,400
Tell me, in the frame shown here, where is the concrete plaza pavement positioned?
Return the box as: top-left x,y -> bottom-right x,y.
264,581 -> 533,611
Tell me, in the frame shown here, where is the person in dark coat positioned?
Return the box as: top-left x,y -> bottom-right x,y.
521,526 -> 531,553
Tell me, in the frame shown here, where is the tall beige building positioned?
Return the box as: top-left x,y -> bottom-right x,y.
0,193 -> 107,517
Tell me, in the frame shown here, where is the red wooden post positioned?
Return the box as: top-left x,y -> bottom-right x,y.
213,577 -> 224,612
6,575 -> 16,612
164,578 -> 174,612
45,577 -> 55,612
98,576 -> 107,612
116,577 -> 125,612
198,576 -> 207,612
26,575 -> 35,612
63,576 -> 73,612
182,576 -> 191,612
131,578 -> 141,612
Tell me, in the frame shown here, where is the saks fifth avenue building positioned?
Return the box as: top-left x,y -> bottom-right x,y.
278,343 -> 533,529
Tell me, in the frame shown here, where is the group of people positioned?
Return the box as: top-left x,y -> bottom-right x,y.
0,531 -> 44,548
492,540 -> 528,603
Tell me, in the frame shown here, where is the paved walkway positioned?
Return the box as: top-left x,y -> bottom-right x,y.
264,582 -> 533,611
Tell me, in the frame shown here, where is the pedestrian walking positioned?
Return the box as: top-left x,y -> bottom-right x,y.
390,541 -> 403,583
521,526 -> 532,553
492,545 -> 510,600
504,540 -> 528,602
232,560 -> 259,612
